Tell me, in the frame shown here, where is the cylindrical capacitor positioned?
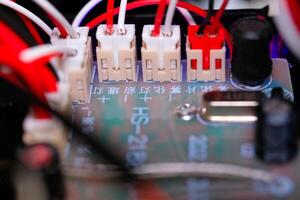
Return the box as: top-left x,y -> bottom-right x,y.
231,16 -> 273,86
255,88 -> 298,163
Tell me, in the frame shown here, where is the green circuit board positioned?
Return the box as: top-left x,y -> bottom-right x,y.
64,59 -> 299,200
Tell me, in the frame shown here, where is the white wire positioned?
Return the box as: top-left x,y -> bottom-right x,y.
177,7 -> 196,25
0,0 -> 53,36
117,0 -> 128,33
20,44 -> 76,63
163,0 -> 178,35
274,0 -> 300,59
72,0 -> 195,30
31,0 -> 78,38
72,0 -> 103,27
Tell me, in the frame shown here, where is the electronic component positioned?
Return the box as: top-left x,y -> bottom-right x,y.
231,16 -> 273,86
255,87 -> 298,163
200,90 -> 264,123
51,27 -> 93,103
186,25 -> 226,82
96,24 -> 137,82
141,25 -> 181,82
1,0 -> 300,199
22,114 -> 67,156
18,144 -> 65,200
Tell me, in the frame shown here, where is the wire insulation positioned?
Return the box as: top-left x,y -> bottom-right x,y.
117,0 -> 128,33
177,7 -> 196,25
85,0 -> 232,54
19,15 -> 44,44
31,0 -> 78,38
20,44 -> 76,64
274,0 -> 300,59
137,0 -> 195,25
152,0 -> 167,36
0,22 -> 58,100
163,0 -> 178,35
0,76 -> 134,180
106,0 -> 115,33
286,0 -> 300,32
86,0 -> 207,30
197,0 -> 214,35
211,0 -> 229,33
72,0 -> 104,27
214,0 -> 229,24
0,0 -> 52,36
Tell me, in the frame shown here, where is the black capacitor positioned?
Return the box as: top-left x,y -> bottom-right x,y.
231,16 -> 273,86
255,88 -> 298,163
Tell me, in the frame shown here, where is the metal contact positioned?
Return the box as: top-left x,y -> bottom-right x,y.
175,103 -> 197,121
199,91 -> 264,123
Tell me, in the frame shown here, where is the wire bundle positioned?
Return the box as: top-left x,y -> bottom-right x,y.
0,0 -> 231,187
0,0 -> 133,185
0,0 -> 80,98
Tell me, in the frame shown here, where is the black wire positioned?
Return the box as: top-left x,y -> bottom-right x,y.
197,0 -> 214,35
0,76 -> 135,182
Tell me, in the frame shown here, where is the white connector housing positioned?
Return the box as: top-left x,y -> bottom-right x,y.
23,114 -> 67,156
51,27 -> 93,103
186,42 -> 226,82
141,25 -> 181,82
51,27 -> 89,46
186,25 -> 226,82
96,24 -> 136,82
46,82 -> 70,114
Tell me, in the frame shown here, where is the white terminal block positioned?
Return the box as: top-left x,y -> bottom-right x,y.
46,82 -> 70,114
51,27 -> 90,46
51,27 -> 93,103
141,25 -> 181,82
96,24 -> 136,82
23,114 -> 67,157
186,42 -> 226,82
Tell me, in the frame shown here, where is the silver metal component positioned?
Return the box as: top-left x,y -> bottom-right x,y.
175,103 -> 197,121
64,162 -> 275,184
117,28 -> 127,35
162,30 -> 173,37
199,91 -> 264,123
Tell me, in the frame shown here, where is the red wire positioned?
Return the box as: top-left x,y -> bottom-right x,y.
213,0 -> 229,26
151,0 -> 167,36
0,51 -> 53,118
0,73 -> 24,89
11,0 -> 44,44
86,0 -> 232,55
0,22 -> 57,90
106,0 -> 115,33
0,22 -> 57,118
86,0 -> 205,29
0,23 -> 57,91
19,15 -> 44,44
286,0 -> 300,32
47,14 -> 68,38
